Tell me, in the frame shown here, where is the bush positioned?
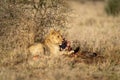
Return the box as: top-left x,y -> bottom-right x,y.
0,0 -> 67,54
105,0 -> 120,16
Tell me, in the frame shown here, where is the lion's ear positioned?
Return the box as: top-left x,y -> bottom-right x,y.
50,28 -> 56,34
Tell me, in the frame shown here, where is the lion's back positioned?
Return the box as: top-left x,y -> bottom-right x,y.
29,43 -> 44,56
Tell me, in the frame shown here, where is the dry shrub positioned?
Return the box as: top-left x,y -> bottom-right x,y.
0,0 -> 67,56
105,0 -> 120,16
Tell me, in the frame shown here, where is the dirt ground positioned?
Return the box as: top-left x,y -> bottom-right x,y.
0,0 -> 120,80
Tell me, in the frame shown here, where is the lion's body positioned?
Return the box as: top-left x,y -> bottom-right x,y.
29,43 -> 45,56
29,29 -> 63,56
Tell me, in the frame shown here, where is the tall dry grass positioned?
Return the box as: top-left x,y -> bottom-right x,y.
0,0 -> 120,80
66,1 -> 120,79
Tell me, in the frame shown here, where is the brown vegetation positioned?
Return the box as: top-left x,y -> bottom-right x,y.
0,0 -> 120,80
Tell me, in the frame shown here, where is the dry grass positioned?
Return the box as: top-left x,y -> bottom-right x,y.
0,0 -> 120,80
66,1 -> 120,79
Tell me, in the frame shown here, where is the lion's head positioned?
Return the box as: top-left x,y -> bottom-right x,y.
46,29 -> 63,45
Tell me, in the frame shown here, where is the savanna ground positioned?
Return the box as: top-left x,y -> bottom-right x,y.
0,0 -> 120,80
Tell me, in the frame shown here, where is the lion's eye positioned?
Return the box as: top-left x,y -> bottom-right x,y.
58,36 -> 59,38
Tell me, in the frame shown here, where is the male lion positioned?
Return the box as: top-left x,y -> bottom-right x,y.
28,29 -> 64,58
